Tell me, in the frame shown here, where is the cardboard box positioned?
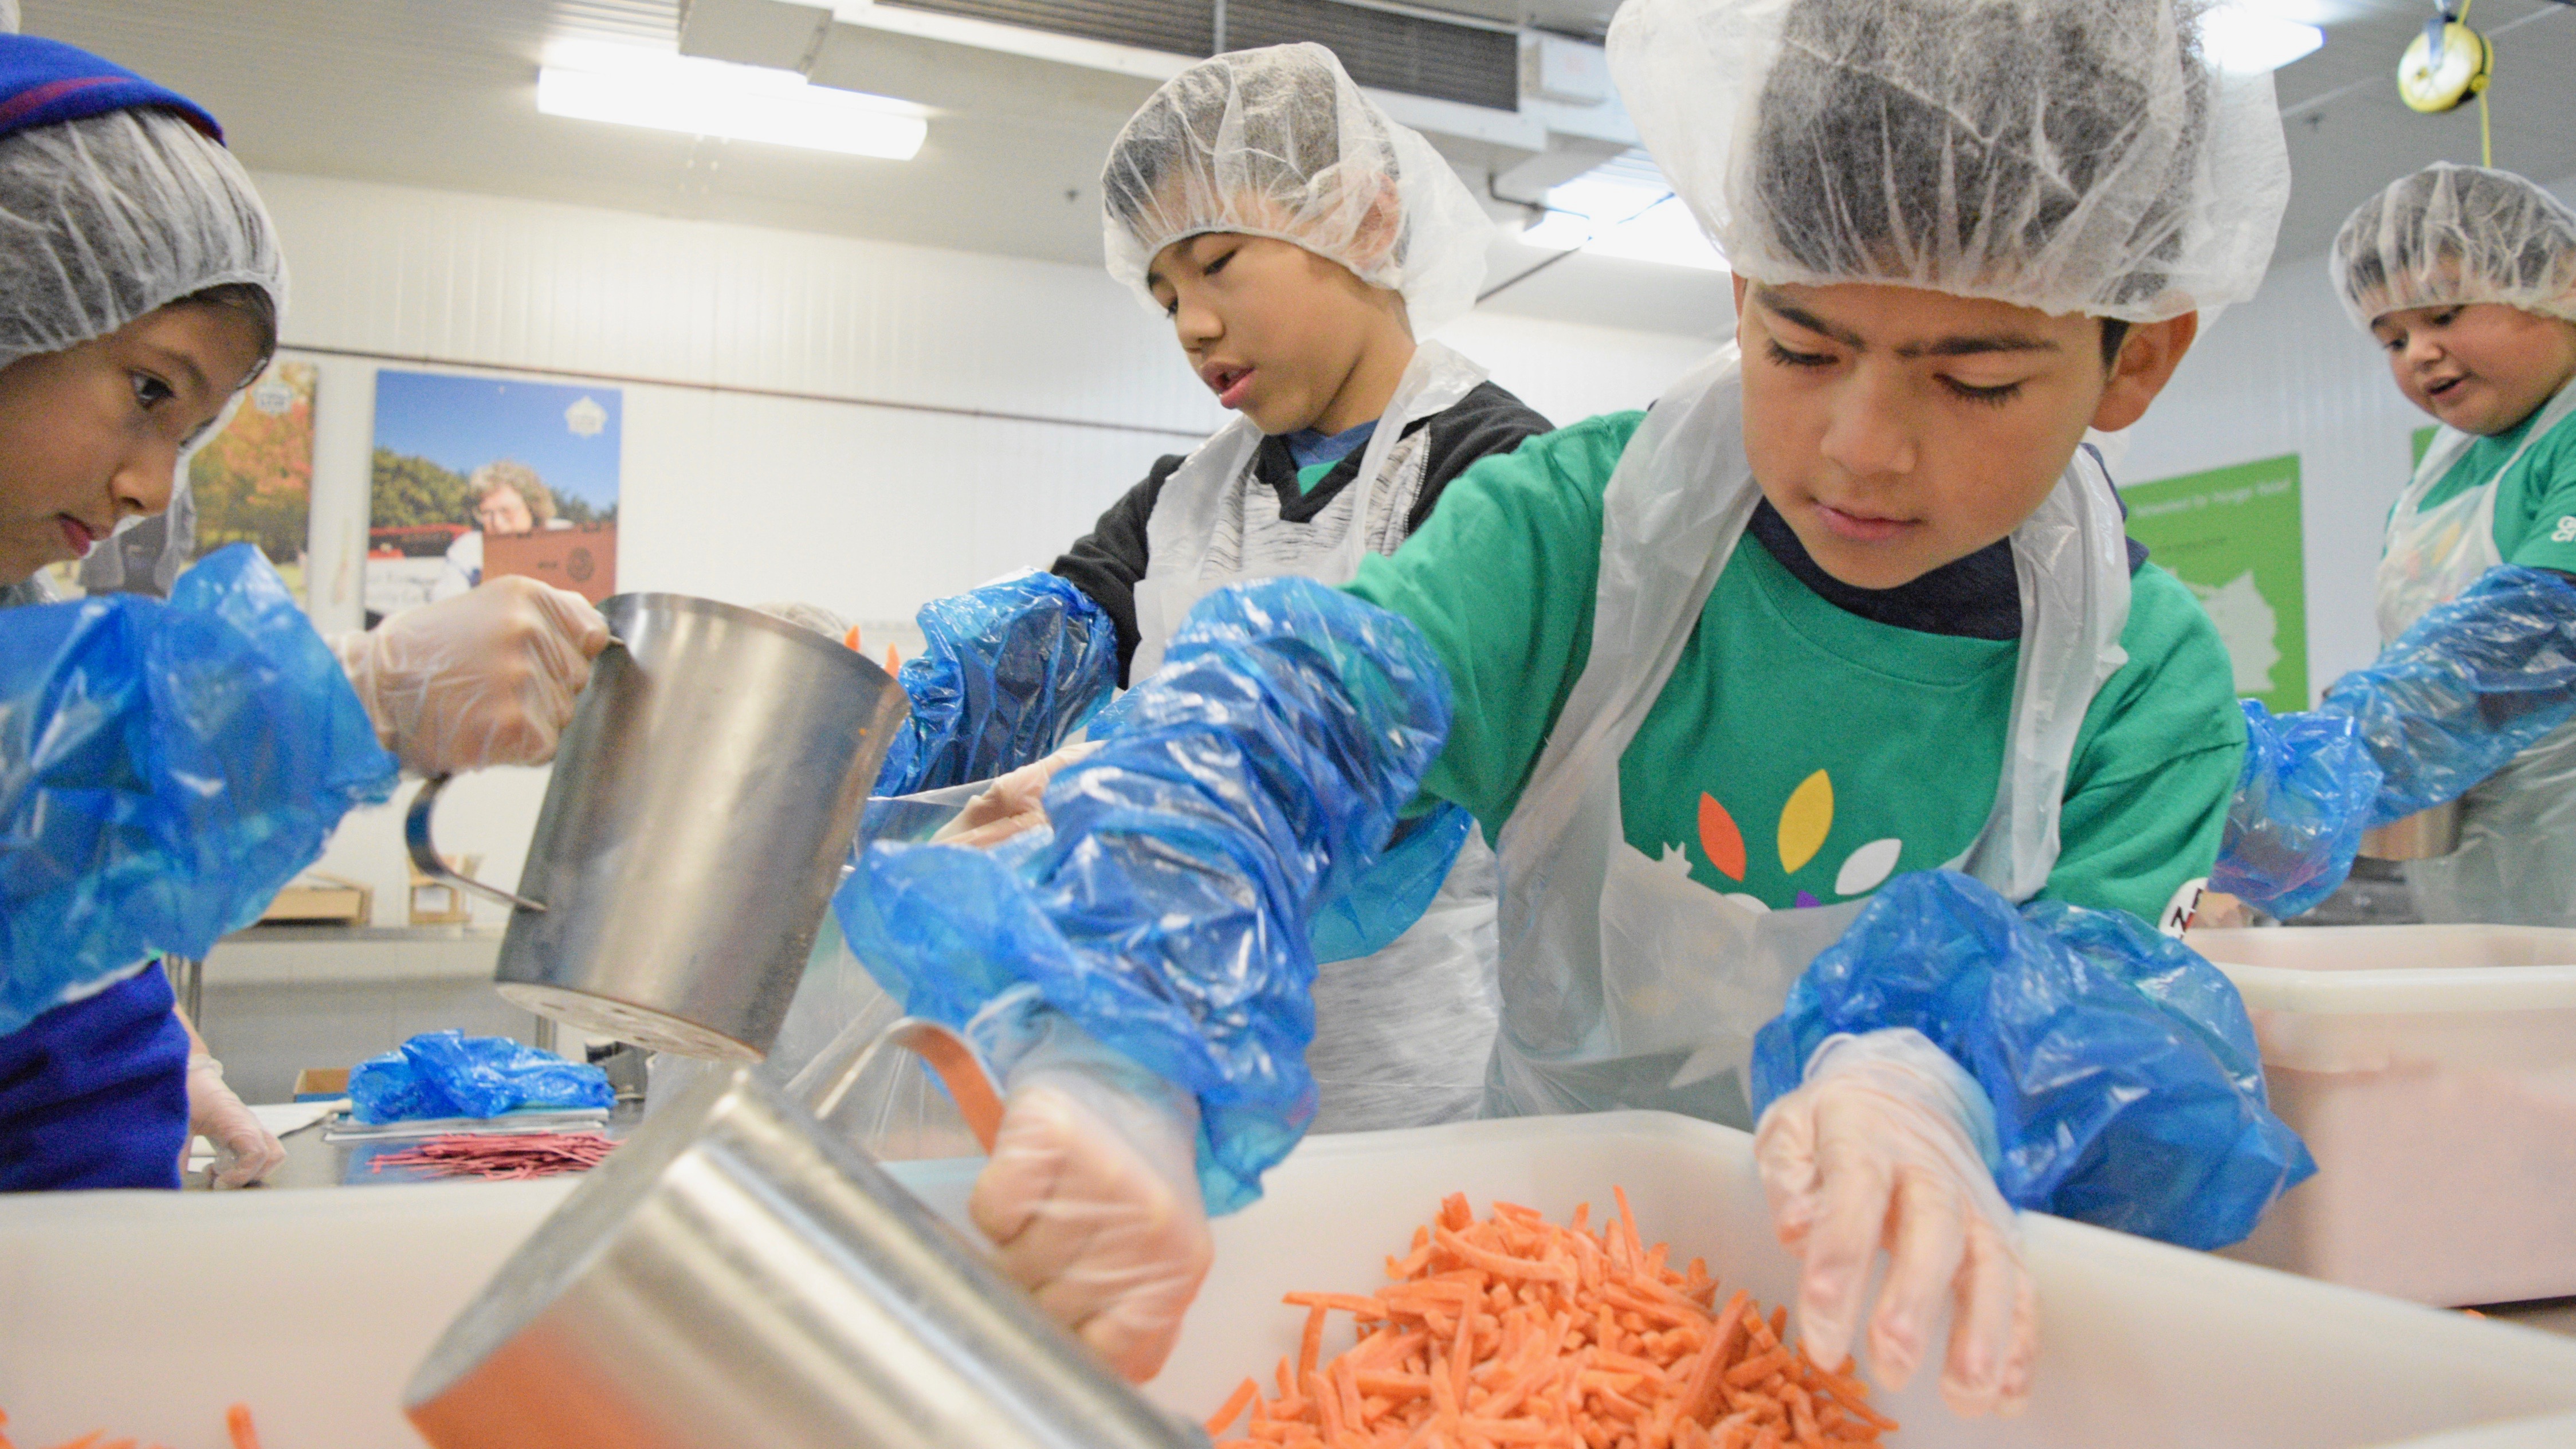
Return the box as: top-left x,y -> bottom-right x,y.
291,1067 -> 350,1102
483,524 -> 615,603
260,871 -> 372,925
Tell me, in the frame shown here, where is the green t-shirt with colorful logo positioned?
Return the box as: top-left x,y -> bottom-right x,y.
2412,399 -> 2576,572
1345,411 -> 2246,925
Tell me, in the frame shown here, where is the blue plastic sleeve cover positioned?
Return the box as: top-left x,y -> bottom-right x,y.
2322,564 -> 2576,826
2211,700 -> 2382,920
837,576 -> 1453,1212
873,571 -> 1120,797
350,1030 -> 615,1123
1752,870 -> 2315,1251
2212,564 -> 2576,917
1307,802 -> 1472,965
0,545 -> 399,1038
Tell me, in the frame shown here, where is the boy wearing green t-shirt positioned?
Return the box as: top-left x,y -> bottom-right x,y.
1354,286 -> 2237,932
2331,164 -> 2576,925
843,0 -> 2314,1417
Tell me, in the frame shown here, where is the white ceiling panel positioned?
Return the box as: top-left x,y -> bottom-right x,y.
26,0 -> 2564,345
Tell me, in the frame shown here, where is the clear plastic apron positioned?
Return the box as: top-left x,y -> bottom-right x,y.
1129,340 -> 1488,676
1138,340 -> 1506,1130
2378,382 -> 2576,926
1485,345 -> 2135,1125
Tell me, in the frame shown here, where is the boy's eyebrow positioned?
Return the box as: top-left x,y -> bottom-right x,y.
144,343 -> 213,400
1753,287 -> 1865,349
1145,233 -> 1218,294
1753,285 -> 2060,359
1894,332 -> 2059,359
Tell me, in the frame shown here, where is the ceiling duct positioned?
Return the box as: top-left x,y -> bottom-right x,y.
1226,0 -> 1518,111
872,0 -> 1212,60
874,0 -> 1519,109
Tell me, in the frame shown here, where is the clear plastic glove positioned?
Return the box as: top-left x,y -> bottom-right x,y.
1754,1028 -> 2036,1420
967,1014 -> 1212,1383
332,577 -> 610,774
933,743 -> 1104,850
186,1053 -> 284,1189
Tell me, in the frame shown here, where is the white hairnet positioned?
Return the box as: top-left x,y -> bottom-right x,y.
1101,43 -> 1490,333
1608,0 -> 2290,323
0,105 -> 285,374
2332,163 -> 2576,329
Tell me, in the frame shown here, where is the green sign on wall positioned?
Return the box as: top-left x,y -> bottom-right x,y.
2123,454 -> 2309,712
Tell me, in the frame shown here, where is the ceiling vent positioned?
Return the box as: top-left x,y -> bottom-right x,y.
876,0 -> 1519,109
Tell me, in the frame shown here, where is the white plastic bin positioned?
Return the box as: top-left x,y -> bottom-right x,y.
2190,924 -> 2576,1307
7,1113 -> 2576,1447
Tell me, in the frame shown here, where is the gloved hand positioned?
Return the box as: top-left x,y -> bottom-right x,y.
933,743 -> 1104,850
186,1053 -> 284,1189
1754,1028 -> 2036,1420
967,1014 -> 1212,1383
333,577 -> 610,774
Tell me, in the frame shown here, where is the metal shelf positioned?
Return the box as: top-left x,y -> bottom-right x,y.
224,923 -> 506,944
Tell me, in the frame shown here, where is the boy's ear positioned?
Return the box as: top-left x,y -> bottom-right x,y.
1345,179 -> 1404,274
2091,312 -> 2200,433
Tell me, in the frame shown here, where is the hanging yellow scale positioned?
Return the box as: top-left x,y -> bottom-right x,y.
2397,4 -> 2496,165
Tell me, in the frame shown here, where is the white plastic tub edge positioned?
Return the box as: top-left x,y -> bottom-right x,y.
2367,1412 -> 2576,1449
2190,925 -> 2576,1015
9,1114 -> 2576,1448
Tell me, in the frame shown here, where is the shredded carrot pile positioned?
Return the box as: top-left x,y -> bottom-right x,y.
367,1131 -> 613,1180
0,1403 -> 261,1449
1204,1190 -> 1895,1449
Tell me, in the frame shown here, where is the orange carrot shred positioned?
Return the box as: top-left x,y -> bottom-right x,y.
225,1405 -> 262,1449
1211,1377 -> 1264,1437
1207,1193 -> 1893,1449
1300,1303 -> 1331,1385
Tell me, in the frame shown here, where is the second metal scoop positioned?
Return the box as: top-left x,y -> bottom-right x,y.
403,1016 -> 1203,1449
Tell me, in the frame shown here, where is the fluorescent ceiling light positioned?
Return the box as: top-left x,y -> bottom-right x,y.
1518,155 -> 1726,272
537,42 -> 926,160
2202,3 -> 2326,73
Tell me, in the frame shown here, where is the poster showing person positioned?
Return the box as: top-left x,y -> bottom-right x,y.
45,360 -> 317,603
367,370 -> 621,623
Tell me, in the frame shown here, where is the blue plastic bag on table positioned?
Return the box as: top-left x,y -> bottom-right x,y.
838,578 -> 1452,1212
873,571 -> 1119,797
1752,870 -> 2314,1251
1,545 -> 398,1038
350,1030 -> 614,1123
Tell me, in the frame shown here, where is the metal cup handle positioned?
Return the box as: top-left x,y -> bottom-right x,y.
405,773 -> 549,914
795,1016 -> 1004,1153
398,633 -> 637,917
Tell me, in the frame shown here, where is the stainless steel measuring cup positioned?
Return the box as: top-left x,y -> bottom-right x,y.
403,1019 -> 1206,1449
408,594 -> 908,1061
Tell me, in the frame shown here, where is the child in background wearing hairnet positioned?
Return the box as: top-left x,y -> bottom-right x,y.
843,0 -> 2316,1411
2215,167 -> 2576,925
823,45 -> 1549,1139
0,33 -> 608,1192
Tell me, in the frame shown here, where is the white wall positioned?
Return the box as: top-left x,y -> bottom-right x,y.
259,172 -> 1711,922
2116,173 -> 2576,702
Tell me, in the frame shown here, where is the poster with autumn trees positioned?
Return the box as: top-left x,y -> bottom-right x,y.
190,360 -> 317,602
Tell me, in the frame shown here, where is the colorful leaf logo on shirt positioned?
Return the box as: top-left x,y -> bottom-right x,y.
1835,837 -> 1903,896
1689,769 -> 1907,908
1779,770 -> 1833,874
1697,793 -> 1747,882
